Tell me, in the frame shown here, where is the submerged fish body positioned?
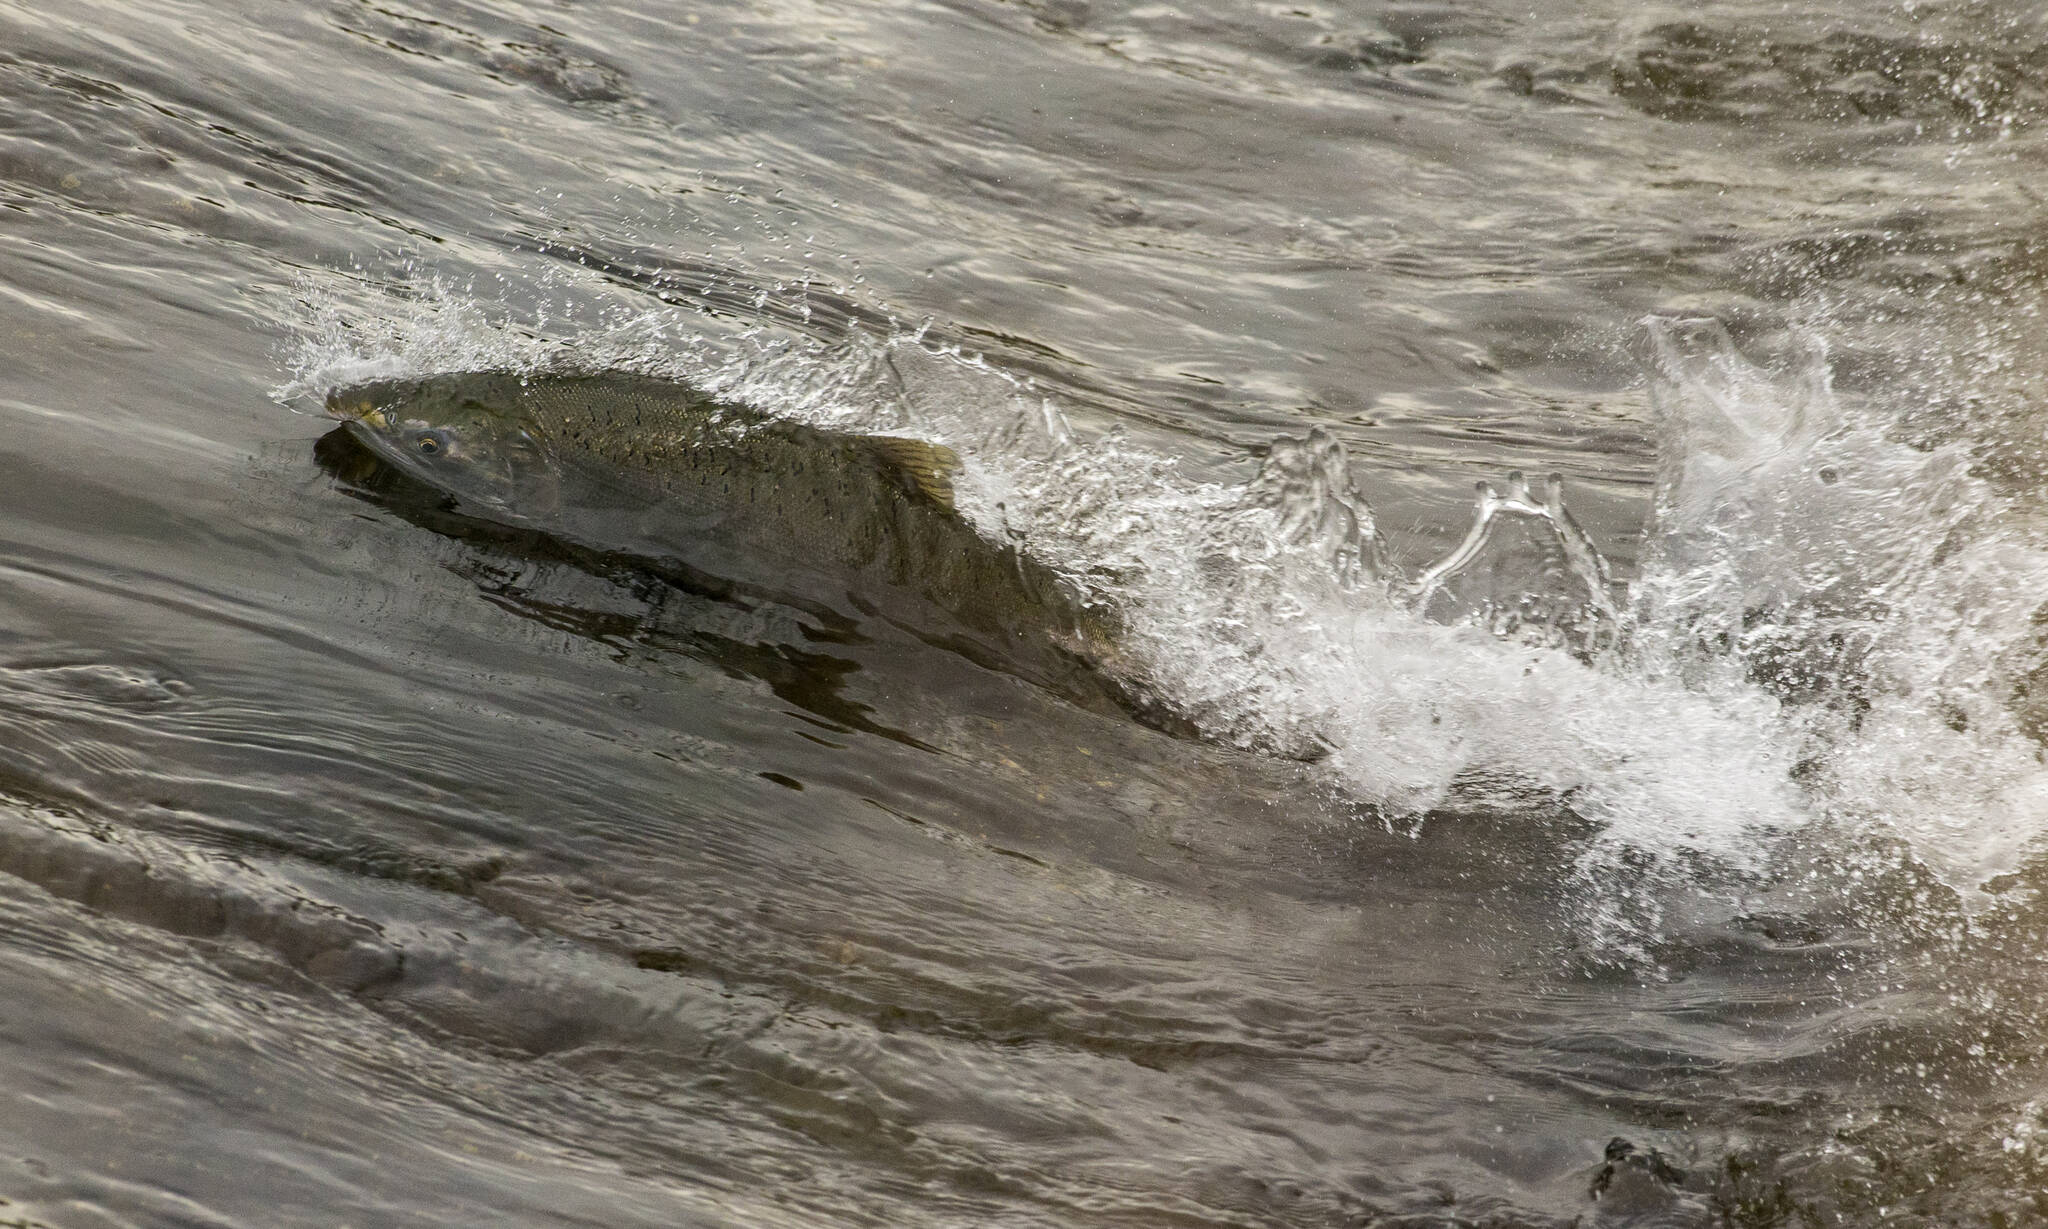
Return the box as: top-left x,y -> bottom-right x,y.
331,372 -> 960,567
327,371 -> 1123,707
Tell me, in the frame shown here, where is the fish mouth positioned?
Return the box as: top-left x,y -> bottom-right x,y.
324,393 -> 390,429
337,415 -> 414,469
334,416 -> 530,520
326,397 -> 421,471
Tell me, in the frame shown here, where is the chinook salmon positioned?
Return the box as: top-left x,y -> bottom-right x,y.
326,371 -> 1131,711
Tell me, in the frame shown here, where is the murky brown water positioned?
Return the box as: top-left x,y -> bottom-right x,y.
6,1 -> 2048,1224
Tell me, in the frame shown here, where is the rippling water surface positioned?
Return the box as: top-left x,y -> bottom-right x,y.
8,0 -> 2048,1224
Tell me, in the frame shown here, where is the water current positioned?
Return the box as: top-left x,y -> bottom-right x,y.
5,0 -> 2048,1223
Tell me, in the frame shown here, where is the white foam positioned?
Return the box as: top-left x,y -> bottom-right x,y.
1630,317 -> 2048,896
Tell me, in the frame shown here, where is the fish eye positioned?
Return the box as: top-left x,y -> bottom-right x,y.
1817,465 -> 1840,485
415,429 -> 452,456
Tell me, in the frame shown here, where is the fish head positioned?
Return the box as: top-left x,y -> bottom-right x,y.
326,375 -> 559,517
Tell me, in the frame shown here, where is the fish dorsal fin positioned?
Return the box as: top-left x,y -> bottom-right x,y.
865,436 -> 961,510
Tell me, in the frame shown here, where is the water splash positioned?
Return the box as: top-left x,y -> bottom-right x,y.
1408,469 -> 1620,659
1625,316 -> 2048,898
1244,427 -> 1394,591
627,328 -> 1822,904
283,280 -> 2048,954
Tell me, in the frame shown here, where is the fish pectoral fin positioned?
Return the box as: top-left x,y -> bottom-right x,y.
866,437 -> 961,510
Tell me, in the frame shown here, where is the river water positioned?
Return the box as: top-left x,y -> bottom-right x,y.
6,0 -> 2048,1224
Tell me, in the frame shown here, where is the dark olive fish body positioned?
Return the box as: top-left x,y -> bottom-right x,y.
328,371 -> 1122,704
